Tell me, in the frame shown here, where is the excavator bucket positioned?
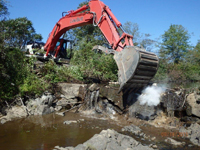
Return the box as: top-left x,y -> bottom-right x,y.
114,46 -> 159,93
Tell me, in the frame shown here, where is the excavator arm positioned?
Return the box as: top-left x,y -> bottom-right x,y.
44,0 -> 133,57
44,0 -> 159,93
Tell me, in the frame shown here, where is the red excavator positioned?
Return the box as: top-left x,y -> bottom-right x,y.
43,0 -> 159,93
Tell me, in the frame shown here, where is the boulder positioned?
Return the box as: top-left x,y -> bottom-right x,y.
186,93 -> 200,117
54,129 -> 153,150
63,120 -> 78,125
165,138 -> 185,146
99,86 -> 123,110
41,92 -> 55,106
56,98 -> 78,107
128,99 -> 157,120
188,123 -> 200,146
179,123 -> 200,146
56,83 -> 87,99
161,88 -> 186,112
122,125 -> 142,136
0,106 -> 28,124
34,105 -> 54,115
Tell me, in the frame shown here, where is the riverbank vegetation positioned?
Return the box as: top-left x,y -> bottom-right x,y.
0,0 -> 200,104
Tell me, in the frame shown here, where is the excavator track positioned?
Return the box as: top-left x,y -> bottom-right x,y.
114,46 -> 159,93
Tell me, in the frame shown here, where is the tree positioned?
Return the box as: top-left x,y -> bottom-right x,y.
159,24 -> 191,64
193,40 -> 200,64
0,0 -> 8,20
123,21 -> 140,46
123,21 -> 155,51
3,17 -> 43,48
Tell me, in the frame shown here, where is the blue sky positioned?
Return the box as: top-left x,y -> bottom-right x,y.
7,0 -> 200,46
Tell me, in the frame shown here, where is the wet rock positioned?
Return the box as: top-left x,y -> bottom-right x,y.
55,129 -> 153,150
57,98 -> 78,106
149,144 -> 158,149
0,106 -> 28,124
34,105 -> 54,115
128,98 -> 158,120
56,112 -> 65,116
99,86 -> 123,110
121,125 -> 142,136
7,106 -> 28,119
57,83 -> 87,99
186,93 -> 200,117
41,92 -> 55,106
0,116 -> 10,124
63,120 -> 78,125
165,137 -> 185,146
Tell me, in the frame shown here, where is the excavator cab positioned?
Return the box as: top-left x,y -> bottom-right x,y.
54,39 -> 73,59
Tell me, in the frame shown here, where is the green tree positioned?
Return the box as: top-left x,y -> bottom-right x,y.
192,40 -> 200,65
3,17 -> 43,48
160,24 -> 191,64
0,0 -> 8,20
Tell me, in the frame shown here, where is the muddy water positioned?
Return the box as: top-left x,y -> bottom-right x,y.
0,112 -> 122,150
0,112 -> 199,150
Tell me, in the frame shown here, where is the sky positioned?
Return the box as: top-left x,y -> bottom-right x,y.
7,0 -> 200,47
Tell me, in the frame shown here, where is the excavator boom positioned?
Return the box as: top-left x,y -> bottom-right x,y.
44,0 -> 159,93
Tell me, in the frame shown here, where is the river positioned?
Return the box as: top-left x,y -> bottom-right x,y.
0,112 -> 123,150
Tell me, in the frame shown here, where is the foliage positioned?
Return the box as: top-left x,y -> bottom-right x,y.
0,0 -> 8,20
123,21 -> 155,51
159,24 -> 191,64
71,40 -> 118,82
0,47 -> 27,100
3,17 -> 43,48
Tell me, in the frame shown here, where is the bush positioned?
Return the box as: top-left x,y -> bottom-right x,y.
0,47 -> 27,101
71,40 -> 118,82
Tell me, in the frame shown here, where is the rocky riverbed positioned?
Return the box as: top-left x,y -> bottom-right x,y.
0,83 -> 200,150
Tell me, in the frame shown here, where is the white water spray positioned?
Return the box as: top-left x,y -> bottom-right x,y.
138,83 -> 167,106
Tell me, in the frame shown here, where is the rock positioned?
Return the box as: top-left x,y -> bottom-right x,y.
187,123 -> 200,146
56,98 -> 78,107
0,116 -> 10,124
0,106 -> 28,124
151,137 -> 156,140
89,83 -> 100,92
128,91 -> 158,120
55,129 -> 153,150
161,88 -> 186,112
99,86 -> 123,110
34,105 -> 54,115
165,137 -> 184,146
6,106 -> 28,119
57,83 -> 86,99
121,125 -> 142,136
63,120 -> 78,125
56,112 -> 65,116
41,93 -> 55,106
55,106 -> 63,111
186,93 -> 200,117
149,144 -> 158,149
